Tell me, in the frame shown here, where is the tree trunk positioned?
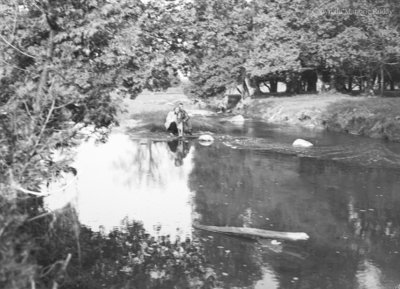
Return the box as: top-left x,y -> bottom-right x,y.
270,80 -> 278,93
390,80 -> 395,91
359,78 -> 363,91
34,22 -> 56,114
303,70 -> 317,92
334,74 -> 347,92
316,72 -> 328,92
365,78 -> 374,96
244,77 -> 255,98
253,82 -> 261,97
348,76 -> 353,92
380,65 -> 384,97
286,75 -> 301,94
237,79 -> 249,100
329,73 -> 337,92
306,78 -> 317,92
377,71 -> 381,90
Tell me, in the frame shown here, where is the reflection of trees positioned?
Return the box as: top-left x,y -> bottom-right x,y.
299,157 -> 400,245
31,209 -> 218,289
111,140 -> 192,189
189,143 -> 400,289
195,231 -> 264,288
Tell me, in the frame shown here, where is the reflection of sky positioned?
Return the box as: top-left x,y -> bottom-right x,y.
254,267 -> 279,289
45,133 -> 195,239
357,260 -> 380,289
356,259 -> 388,289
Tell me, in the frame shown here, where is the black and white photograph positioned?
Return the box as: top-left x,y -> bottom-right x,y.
1,0 -> 400,288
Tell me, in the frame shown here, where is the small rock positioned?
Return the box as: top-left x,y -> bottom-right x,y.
228,115 -> 245,123
271,240 -> 281,245
198,134 -> 214,146
292,139 -> 314,148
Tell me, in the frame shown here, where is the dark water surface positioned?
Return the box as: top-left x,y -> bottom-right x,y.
47,120 -> 400,288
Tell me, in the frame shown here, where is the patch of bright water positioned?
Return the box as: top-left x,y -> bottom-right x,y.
45,120 -> 400,288
46,133 -> 195,240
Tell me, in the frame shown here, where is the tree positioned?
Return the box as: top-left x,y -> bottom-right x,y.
0,1 -> 188,288
181,0 -> 254,98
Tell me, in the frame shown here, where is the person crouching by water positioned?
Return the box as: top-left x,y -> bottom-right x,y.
178,102 -> 192,135
165,107 -> 180,136
165,104 -> 192,137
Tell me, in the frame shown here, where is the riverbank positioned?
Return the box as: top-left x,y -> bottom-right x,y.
116,88 -> 219,134
117,88 -> 400,143
239,94 -> 400,142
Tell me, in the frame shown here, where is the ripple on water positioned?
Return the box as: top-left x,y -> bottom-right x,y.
219,135 -> 400,169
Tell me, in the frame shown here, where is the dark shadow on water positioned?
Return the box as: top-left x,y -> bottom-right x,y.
189,141 -> 400,289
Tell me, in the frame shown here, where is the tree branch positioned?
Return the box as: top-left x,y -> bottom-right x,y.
0,34 -> 37,59
12,185 -> 50,197
34,94 -> 56,153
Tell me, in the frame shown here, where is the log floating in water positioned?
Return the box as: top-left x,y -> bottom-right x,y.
193,223 -> 309,241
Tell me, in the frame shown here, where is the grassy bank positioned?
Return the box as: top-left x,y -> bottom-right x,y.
242,94 -> 400,142
324,98 -> 400,142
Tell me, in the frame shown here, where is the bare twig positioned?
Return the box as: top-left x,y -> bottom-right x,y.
53,101 -> 76,110
28,211 -> 54,222
12,185 -> 50,197
33,94 -> 56,152
10,2 -> 19,40
18,92 -> 55,175
0,220 -> 11,238
13,171 -> 77,198
0,34 -> 37,59
61,253 -> 72,271
30,277 -> 36,289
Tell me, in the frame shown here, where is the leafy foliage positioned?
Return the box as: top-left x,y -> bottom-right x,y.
176,0 -> 400,97
0,1 -> 189,288
2,0 -> 400,287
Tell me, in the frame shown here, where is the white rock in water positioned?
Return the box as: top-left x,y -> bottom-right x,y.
228,115 -> 245,123
292,139 -> 314,148
198,134 -> 214,146
199,134 -> 214,142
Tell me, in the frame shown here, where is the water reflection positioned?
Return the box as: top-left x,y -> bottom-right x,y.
45,127 -> 400,289
167,139 -> 192,167
189,142 -> 400,289
46,133 -> 195,239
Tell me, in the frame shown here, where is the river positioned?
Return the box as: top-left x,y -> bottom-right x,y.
45,118 -> 400,289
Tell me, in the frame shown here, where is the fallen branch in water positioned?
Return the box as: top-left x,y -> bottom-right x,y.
193,223 -> 309,241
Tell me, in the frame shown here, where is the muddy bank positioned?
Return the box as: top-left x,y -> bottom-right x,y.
239,94 -> 400,142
